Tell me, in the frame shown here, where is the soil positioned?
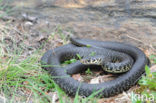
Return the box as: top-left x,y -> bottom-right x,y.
1,0 -> 156,54
0,0 -> 156,103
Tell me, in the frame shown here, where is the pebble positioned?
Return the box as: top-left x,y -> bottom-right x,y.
24,21 -> 34,29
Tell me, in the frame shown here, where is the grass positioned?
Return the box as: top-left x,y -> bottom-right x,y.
0,0 -> 12,18
85,68 -> 93,75
0,50 -> 55,102
132,65 -> 156,102
150,55 -> 156,64
48,25 -> 69,45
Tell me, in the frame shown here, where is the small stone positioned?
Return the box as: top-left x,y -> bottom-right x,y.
22,13 -> 38,23
24,21 -> 34,29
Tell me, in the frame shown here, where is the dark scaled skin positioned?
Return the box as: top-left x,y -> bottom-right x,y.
41,38 -> 150,97
80,54 -> 134,73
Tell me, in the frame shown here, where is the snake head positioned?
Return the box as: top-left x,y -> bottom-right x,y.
80,57 -> 102,65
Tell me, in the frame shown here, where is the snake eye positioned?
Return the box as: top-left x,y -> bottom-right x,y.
87,60 -> 90,63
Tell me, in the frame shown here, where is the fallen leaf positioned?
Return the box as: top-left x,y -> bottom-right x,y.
150,65 -> 156,73
90,75 -> 115,84
72,74 -> 84,82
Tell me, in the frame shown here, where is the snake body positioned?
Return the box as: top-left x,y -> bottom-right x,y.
41,38 -> 150,97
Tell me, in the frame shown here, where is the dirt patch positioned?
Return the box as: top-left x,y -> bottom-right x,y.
2,0 -> 155,53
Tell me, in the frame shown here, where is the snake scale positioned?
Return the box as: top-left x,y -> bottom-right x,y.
41,37 -> 150,97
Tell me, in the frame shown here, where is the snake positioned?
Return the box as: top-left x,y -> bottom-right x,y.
41,37 -> 150,97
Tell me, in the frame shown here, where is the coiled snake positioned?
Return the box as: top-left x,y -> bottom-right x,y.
41,37 -> 150,97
